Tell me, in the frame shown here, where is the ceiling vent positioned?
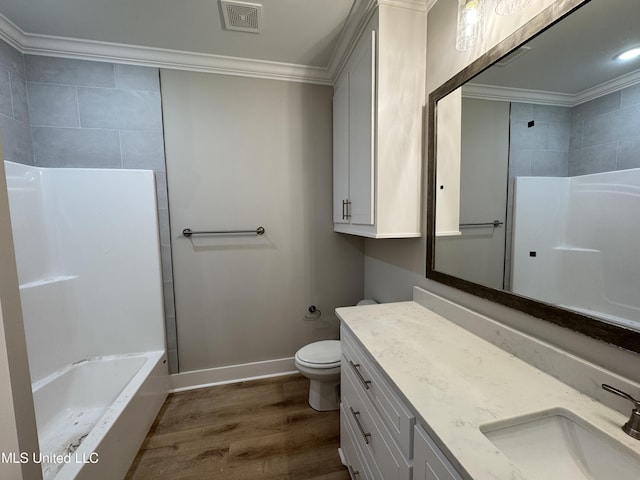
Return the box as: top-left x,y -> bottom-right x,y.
496,46 -> 531,67
220,0 -> 263,34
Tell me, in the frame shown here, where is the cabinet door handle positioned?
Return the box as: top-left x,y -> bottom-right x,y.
348,465 -> 360,478
342,199 -> 352,220
349,406 -> 372,444
349,360 -> 372,390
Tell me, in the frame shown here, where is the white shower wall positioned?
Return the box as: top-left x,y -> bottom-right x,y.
512,169 -> 640,329
5,161 -> 166,383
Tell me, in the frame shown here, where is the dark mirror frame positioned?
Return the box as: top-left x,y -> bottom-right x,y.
426,0 -> 640,354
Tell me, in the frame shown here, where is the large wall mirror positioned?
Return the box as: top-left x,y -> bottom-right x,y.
427,0 -> 640,353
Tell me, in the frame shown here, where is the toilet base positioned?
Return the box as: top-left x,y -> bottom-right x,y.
308,378 -> 340,411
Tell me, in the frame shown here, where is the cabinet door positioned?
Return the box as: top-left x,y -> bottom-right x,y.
348,29 -> 376,226
413,426 -> 463,480
333,72 -> 350,224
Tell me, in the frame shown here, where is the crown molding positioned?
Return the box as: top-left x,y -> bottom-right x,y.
378,0 -> 428,12
327,0 -> 429,82
574,69 -> 640,106
22,34 -> 333,85
0,12 -> 25,51
327,0 -> 377,82
462,83 -> 575,106
0,12 -> 332,85
464,68 -> 640,108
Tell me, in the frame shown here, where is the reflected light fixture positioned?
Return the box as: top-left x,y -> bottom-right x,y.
456,0 -> 484,51
495,0 -> 532,15
616,47 -> 640,61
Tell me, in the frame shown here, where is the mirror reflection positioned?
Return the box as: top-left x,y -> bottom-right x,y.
433,0 -> 640,332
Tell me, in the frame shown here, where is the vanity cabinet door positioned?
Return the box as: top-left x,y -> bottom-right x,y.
341,403 -> 375,480
342,369 -> 411,480
342,327 -> 415,457
413,425 -> 463,480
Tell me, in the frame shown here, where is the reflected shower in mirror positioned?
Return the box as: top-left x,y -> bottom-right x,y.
429,0 -> 640,344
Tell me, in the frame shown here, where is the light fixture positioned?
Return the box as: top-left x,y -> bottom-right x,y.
616,47 -> 640,62
456,0 -> 484,51
495,0 -> 531,15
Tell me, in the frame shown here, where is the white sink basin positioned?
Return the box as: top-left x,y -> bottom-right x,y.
481,409 -> 640,480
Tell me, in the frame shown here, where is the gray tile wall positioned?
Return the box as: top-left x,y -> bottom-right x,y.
0,41 -> 32,165
508,102 -> 571,177
504,102 -> 572,289
0,42 -> 178,373
569,86 -> 640,175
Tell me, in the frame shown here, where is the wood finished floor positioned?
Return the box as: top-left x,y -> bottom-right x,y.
126,374 -> 349,480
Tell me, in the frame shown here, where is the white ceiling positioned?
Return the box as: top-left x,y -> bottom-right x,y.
0,0 -> 354,68
474,0 -> 640,96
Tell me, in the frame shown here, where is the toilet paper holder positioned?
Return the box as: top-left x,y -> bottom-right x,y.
305,305 -> 322,320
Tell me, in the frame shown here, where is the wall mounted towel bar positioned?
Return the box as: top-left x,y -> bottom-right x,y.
183,227 -> 265,237
459,220 -> 503,228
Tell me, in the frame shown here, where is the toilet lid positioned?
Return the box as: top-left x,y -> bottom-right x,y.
296,340 -> 341,368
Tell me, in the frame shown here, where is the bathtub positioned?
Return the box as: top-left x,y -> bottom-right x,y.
32,351 -> 168,480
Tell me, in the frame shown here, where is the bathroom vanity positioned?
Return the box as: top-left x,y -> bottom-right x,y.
337,288 -> 640,479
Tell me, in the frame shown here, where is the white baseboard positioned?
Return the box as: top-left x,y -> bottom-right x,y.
169,357 -> 297,392
338,447 -> 347,466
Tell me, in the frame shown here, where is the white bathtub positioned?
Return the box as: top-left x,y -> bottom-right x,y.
32,351 -> 168,480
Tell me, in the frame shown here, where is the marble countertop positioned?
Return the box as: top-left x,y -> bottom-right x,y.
336,301 -> 640,480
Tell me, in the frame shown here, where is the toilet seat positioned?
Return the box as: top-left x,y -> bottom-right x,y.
295,340 -> 341,369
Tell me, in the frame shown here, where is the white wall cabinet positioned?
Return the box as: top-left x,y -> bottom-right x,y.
333,5 -> 425,238
340,326 -> 465,480
333,37 -> 375,227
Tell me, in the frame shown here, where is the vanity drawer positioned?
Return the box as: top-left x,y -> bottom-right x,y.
342,362 -> 412,480
341,326 -> 415,457
413,425 -> 463,480
341,404 -> 375,480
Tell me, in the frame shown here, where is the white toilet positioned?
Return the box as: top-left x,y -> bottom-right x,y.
295,299 -> 377,411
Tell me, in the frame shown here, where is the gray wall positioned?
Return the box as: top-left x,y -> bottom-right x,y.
0,41 -> 178,373
435,98 -> 509,290
162,70 -> 364,372
569,84 -> 640,175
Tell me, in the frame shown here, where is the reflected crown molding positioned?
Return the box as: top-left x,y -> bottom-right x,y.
0,0 -> 433,86
464,68 -> 640,107
463,83 -> 575,106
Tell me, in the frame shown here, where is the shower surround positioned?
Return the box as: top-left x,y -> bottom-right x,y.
0,38 -> 179,374
512,168 -> 640,331
5,161 -> 168,479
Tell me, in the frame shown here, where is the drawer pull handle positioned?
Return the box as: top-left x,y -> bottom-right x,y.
350,406 -> 372,444
348,465 -> 360,478
349,360 -> 372,390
